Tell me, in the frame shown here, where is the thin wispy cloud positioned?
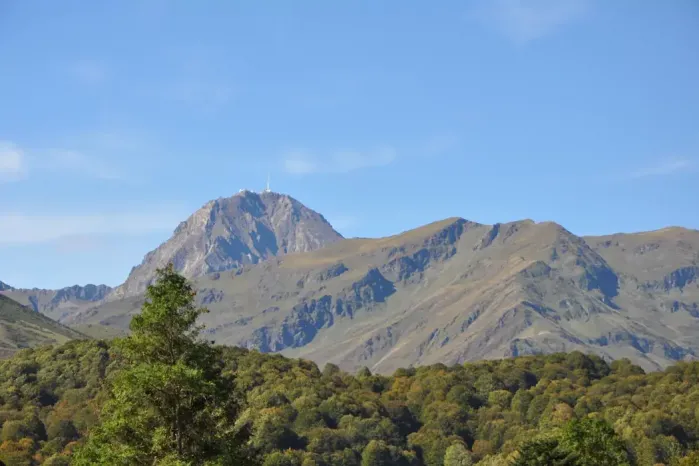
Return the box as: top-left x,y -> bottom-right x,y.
421,134 -> 460,158
326,215 -> 359,233
0,141 -> 28,182
165,80 -> 234,111
42,149 -> 123,181
0,209 -> 186,245
284,156 -> 319,175
68,129 -> 158,157
66,60 -> 108,85
2,141 -> 125,182
630,158 -> 693,179
284,146 -> 397,175
52,234 -> 109,254
138,0 -> 171,17
161,47 -> 236,112
43,129 -> 156,183
471,0 -> 588,44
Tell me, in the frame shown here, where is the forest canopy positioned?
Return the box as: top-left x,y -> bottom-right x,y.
1,341 -> 698,465
0,266 -> 697,465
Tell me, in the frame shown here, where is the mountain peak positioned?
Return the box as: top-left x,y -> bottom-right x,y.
0,281 -> 13,291
234,188 -> 284,198
109,192 -> 343,300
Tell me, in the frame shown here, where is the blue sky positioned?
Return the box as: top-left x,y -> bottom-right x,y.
1,0 -> 698,289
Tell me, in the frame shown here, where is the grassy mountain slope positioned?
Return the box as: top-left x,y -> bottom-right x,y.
0,294 -> 85,357
68,218 -> 699,373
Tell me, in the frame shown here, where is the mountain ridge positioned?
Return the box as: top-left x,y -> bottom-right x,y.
66,213 -> 699,373
7,190 -> 698,374
3,284 -> 113,323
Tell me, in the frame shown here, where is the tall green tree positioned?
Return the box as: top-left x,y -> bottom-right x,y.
559,418 -> 630,466
361,439 -> 416,466
510,437 -> 577,466
73,264 -> 253,465
361,440 -> 395,466
443,442 -> 472,466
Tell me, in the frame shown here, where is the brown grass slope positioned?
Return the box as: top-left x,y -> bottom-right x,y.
68,218 -> 699,374
0,294 -> 86,358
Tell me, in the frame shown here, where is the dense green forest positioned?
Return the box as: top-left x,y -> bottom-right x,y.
2,342 -> 699,465
0,268 -> 698,465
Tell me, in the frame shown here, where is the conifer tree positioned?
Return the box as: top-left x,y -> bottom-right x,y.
74,264 -> 254,465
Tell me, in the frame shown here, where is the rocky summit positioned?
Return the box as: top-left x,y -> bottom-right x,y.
107,190 -> 343,300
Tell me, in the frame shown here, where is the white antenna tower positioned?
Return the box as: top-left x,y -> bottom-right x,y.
264,173 -> 271,193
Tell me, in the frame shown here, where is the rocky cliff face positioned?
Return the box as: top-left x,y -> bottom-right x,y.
3,284 -> 113,323
108,191 -> 343,300
52,284 -> 112,303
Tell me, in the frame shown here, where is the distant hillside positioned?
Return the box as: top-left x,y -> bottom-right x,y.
0,294 -> 85,357
4,284 -> 112,323
70,216 -> 699,373
0,280 -> 12,291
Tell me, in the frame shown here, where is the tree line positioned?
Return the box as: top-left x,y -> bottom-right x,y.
0,265 -> 697,465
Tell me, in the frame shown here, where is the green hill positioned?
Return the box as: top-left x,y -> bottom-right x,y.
0,294 -> 85,357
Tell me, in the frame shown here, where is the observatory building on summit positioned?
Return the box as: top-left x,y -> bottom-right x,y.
239,173 -> 272,195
